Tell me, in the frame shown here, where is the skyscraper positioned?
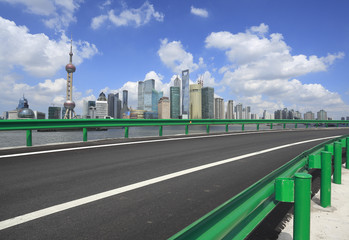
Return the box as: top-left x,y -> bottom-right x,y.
48,106 -> 61,119
201,87 -> 214,119
246,106 -> 251,119
190,84 -> 202,119
96,92 -> 108,118
182,69 -> 189,119
304,111 -> 315,120
158,97 -> 170,119
63,36 -> 76,119
123,90 -> 128,110
138,81 -> 144,110
170,86 -> 180,119
114,93 -> 122,119
226,100 -> 234,119
174,76 -> 181,88
152,89 -> 163,113
108,93 -> 115,117
214,98 -> 224,119
235,103 -> 243,119
317,109 -> 327,120
144,79 -> 155,111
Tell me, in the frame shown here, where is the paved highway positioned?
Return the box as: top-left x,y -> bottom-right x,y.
1,128 -> 349,239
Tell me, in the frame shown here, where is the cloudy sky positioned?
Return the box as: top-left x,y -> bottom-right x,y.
0,0 -> 348,119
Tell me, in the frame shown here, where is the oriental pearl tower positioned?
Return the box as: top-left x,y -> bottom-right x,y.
63,36 -> 76,119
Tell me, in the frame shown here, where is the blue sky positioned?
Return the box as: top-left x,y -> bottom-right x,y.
0,0 -> 348,119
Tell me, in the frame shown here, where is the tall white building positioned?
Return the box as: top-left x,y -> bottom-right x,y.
226,100 -> 234,119
96,92 -> 108,118
304,111 -> 315,120
214,98 -> 224,119
317,110 -> 327,120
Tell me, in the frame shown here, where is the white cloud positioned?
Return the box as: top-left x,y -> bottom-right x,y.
158,38 -> 200,74
205,23 -> 346,118
0,0 -> 83,30
0,16 -> 98,77
190,6 -> 208,18
206,23 -> 344,79
91,1 -> 164,29
91,15 -> 108,30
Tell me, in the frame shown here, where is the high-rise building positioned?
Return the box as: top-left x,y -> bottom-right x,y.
274,110 -> 282,119
96,92 -> 108,118
107,93 -> 115,117
304,111 -> 315,120
138,81 -> 144,110
48,106 -> 61,119
263,110 -> 274,120
214,98 -> 224,119
114,93 -> 122,119
17,95 -> 29,110
235,103 -> 243,119
282,108 -> 288,119
201,87 -> 214,119
182,69 -> 190,119
226,100 -> 234,119
63,36 -> 76,119
317,109 -> 327,120
170,86 -> 180,119
174,76 -> 181,88
158,97 -> 170,119
246,106 -> 251,119
121,90 -> 129,117
190,84 -> 202,119
152,89 -> 163,113
144,79 -> 155,111
123,90 -> 128,110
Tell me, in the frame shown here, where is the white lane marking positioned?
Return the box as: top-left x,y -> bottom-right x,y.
0,129 -> 289,159
0,135 -> 340,231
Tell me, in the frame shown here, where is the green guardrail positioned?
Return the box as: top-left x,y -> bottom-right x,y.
0,119 -> 348,147
169,135 -> 349,240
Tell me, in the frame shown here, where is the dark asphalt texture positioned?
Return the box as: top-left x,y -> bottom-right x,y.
1,128 -> 349,239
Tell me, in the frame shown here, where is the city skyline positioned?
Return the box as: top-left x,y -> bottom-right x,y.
0,1 -> 348,119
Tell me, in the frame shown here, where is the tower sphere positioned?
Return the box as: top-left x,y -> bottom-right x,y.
65,63 -> 76,73
64,100 -> 76,110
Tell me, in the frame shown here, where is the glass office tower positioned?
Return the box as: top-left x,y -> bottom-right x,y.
181,69 -> 189,119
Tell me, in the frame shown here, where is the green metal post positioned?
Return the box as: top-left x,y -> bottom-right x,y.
346,137 -> 349,169
293,173 -> 312,240
333,141 -> 342,184
336,123 -> 339,128
270,123 -> 273,129
225,124 -> 228,133
124,126 -> 129,138
185,125 -> 189,135
242,124 -> 245,131
295,123 -> 297,129
159,125 -> 163,137
283,123 -> 286,129
83,128 -> 88,142
257,123 -> 259,131
325,144 -> 334,155
321,151 -> 332,208
206,124 -> 210,134
26,129 -> 32,147
315,123 -> 318,128
326,123 -> 328,128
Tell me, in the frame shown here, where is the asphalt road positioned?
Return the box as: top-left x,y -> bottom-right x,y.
1,128 -> 349,240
